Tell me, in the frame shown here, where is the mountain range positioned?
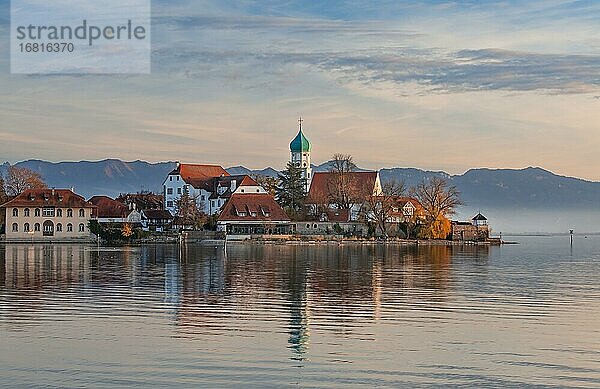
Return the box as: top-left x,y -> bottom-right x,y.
2,159 -> 600,233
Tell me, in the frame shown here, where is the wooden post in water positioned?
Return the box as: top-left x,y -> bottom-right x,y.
570,229 -> 574,246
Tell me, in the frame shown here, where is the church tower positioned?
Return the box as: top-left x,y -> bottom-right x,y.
289,117 -> 312,192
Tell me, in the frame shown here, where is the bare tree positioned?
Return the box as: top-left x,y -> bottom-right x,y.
412,176 -> 462,239
0,176 -> 7,204
5,166 -> 47,196
326,153 -> 362,210
361,180 -> 406,238
175,192 -> 207,229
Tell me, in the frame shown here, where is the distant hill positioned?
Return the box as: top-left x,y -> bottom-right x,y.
3,159 -> 600,233
0,159 -> 176,198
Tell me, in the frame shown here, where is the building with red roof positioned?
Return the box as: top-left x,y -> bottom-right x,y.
217,193 -> 292,236
163,162 -> 267,216
88,195 -> 142,225
1,188 -> 96,241
306,171 -> 383,221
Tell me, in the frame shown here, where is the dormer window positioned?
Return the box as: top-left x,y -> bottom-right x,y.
250,212 -> 257,217
217,186 -> 226,195
230,180 -> 237,191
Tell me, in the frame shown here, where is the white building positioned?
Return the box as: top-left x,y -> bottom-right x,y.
163,163 -> 266,216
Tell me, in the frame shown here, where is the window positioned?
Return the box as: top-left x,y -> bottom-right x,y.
250,212 -> 257,217
167,188 -> 173,195
78,223 -> 85,232
34,208 -> 40,217
56,223 -> 62,232
218,199 -> 221,206
313,224 -> 318,228
176,176 -> 179,181
34,223 -> 40,232
256,189 -> 260,192
201,195 -> 205,201
12,208 -> 18,217
177,187 -> 182,194
307,173 -> 310,178
24,223 -> 30,232
167,201 -> 173,207
43,208 -> 55,217
67,223 -> 73,232
12,223 -> 18,232
211,200 -> 216,207
169,176 -> 172,181
57,209 -> 63,217
306,224 -> 310,228
67,209 -> 73,217
79,209 -> 85,217
240,189 -> 245,193
24,208 -> 30,217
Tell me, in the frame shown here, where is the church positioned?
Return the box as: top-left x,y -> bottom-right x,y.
288,118 -> 383,223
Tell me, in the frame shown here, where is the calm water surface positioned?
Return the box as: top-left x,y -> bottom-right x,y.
1,237 -> 599,388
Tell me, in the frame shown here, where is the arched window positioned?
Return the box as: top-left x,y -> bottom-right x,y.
67,209 -> 73,217
67,223 -> 73,232
78,223 -> 85,232
34,223 -> 40,232
24,208 -> 30,217
57,209 -> 63,217
79,209 -> 85,217
12,208 -> 18,217
34,208 -> 40,217
12,223 -> 18,232
56,223 -> 63,232
24,223 -> 30,232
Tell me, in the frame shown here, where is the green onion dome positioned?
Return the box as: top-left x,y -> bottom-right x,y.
290,129 -> 311,152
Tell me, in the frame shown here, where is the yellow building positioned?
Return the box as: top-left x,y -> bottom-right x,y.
1,188 -> 96,241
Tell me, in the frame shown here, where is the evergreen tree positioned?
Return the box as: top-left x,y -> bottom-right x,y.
276,162 -> 307,218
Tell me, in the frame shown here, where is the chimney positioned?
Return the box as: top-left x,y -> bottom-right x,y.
51,188 -> 55,196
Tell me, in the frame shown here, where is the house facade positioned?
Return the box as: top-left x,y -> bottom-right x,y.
163,163 -> 266,216
2,188 -> 96,241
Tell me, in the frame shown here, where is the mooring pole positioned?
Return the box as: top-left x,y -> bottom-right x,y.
570,229 -> 574,246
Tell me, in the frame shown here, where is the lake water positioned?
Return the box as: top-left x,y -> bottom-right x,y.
1,237 -> 599,388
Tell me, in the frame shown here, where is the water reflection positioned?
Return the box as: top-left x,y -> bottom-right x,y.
0,243 -> 483,356
6,241 -> 597,387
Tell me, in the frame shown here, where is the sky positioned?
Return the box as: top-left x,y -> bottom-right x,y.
0,0 -> 599,179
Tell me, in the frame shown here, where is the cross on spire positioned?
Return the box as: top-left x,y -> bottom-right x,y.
298,116 -> 303,131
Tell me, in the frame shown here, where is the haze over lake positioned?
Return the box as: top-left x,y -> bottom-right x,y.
1,239 -> 599,387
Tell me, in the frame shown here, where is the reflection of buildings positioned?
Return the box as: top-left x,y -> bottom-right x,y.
2,244 -> 91,289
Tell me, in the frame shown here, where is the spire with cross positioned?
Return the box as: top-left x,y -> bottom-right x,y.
298,116 -> 303,131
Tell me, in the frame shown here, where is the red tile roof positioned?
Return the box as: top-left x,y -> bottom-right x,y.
307,171 -> 379,204
218,194 -> 290,222
89,195 -> 130,218
1,189 -> 94,209
171,163 -> 229,184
